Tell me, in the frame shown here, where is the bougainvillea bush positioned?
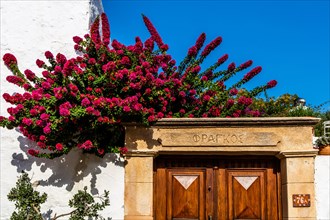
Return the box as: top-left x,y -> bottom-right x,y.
0,13 -> 277,158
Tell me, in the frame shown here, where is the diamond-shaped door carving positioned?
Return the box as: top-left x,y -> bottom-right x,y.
234,176 -> 258,190
228,171 -> 266,220
174,175 -> 198,189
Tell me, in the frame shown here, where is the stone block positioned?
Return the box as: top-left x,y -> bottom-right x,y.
281,157 -> 315,184
282,183 -> 316,218
124,182 -> 153,216
125,156 -> 153,183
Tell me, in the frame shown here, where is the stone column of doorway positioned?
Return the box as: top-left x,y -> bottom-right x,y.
277,150 -> 319,220
124,152 -> 155,220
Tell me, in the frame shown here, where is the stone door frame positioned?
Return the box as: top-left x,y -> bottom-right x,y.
123,117 -> 319,220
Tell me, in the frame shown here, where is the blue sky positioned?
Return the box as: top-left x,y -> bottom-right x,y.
103,0 -> 329,110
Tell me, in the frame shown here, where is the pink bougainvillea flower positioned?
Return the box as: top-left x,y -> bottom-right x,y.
188,46 -> 198,57
74,45 -> 82,51
142,14 -> 164,49
30,109 -> 38,116
55,143 -> 63,151
157,112 -> 164,118
98,148 -> 105,155
201,36 -> 222,57
148,115 -> 156,122
202,113 -> 208,118
7,107 -> 18,115
38,106 -> 46,113
68,83 -> 78,92
203,95 -> 211,101
111,39 -> 124,50
101,13 -> 110,46
2,93 -> 12,102
238,96 -> 253,106
226,99 -> 235,107
43,125 -> 51,134
62,59 -> 75,76
121,56 -> 130,66
81,98 -> 91,107
80,140 -> 94,150
24,69 -> 36,81
144,37 -> 154,51
119,147 -> 128,155
85,106 -> 94,114
227,62 -> 236,72
102,61 -> 116,72
56,53 -> 67,66
217,54 -> 229,65
36,59 -> 45,68
132,103 -> 143,111
179,109 -> 186,114
160,44 -> 169,51
27,149 -> 39,156
6,76 -> 24,86
60,108 -> 70,117
229,88 -> 238,96
189,89 -> 197,95
195,33 -> 206,51
41,81 -> 51,89
42,71 -> 50,78
44,51 -> 54,59
243,66 -> 262,81
192,66 -> 201,74
90,16 -> 101,45
239,60 -> 253,70
123,106 -> 131,112
0,116 -> 6,122
31,90 -> 43,101
37,141 -> 46,149
267,80 -> 278,88
3,53 -> 17,67
73,36 -> 83,44
22,118 -> 33,126
54,65 -> 62,73
201,76 -> 208,81
233,112 -> 240,117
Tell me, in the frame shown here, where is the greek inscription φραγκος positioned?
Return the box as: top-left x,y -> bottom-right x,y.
192,133 -> 244,144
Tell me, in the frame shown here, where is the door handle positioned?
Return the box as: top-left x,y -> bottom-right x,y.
208,215 -> 212,220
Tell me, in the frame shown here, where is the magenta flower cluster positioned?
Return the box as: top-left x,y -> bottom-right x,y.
0,13 -> 277,159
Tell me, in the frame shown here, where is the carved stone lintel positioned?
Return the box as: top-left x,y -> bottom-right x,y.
153,117 -> 320,127
160,131 -> 280,147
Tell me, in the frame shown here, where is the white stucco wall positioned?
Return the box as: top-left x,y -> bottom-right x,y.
0,1 -> 124,219
315,155 -> 330,220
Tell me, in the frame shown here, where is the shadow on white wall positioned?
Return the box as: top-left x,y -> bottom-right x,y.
11,134 -> 124,194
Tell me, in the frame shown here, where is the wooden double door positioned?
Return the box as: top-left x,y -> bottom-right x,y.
154,156 -> 281,220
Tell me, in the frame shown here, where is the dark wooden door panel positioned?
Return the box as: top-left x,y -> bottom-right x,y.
155,168 -> 167,220
167,170 -> 206,220
154,156 -> 281,220
227,170 -> 266,220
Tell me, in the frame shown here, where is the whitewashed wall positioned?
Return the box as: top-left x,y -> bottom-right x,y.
0,1 -> 124,219
315,155 -> 330,220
